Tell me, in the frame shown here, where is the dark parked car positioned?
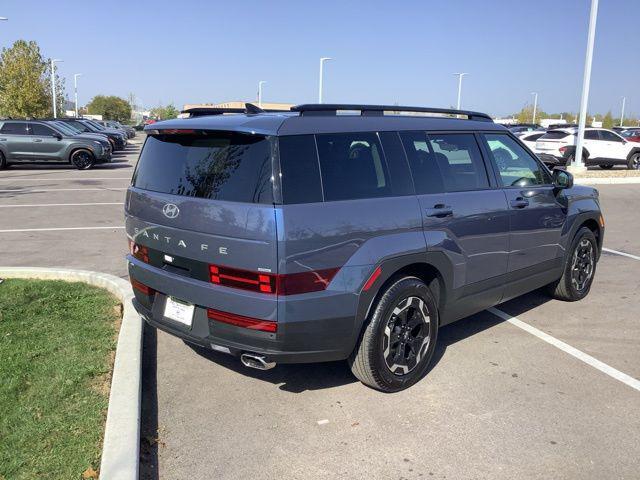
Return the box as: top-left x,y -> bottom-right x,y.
96,120 -> 136,139
47,120 -> 113,154
127,103 -> 603,392
0,119 -> 110,169
56,118 -> 127,151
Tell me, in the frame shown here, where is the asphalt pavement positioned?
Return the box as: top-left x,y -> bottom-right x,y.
0,148 -> 638,480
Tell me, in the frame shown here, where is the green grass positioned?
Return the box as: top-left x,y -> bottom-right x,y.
0,279 -> 120,480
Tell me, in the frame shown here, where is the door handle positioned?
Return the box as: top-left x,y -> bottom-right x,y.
510,198 -> 529,209
32,139 -> 43,142
425,204 -> 453,217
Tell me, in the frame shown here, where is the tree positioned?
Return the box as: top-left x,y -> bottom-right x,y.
602,111 -> 614,129
86,95 -> 132,122
0,39 -> 65,118
515,104 -> 547,124
150,104 -> 179,120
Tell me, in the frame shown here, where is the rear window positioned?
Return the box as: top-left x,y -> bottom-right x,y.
539,131 -> 571,140
133,131 -> 273,204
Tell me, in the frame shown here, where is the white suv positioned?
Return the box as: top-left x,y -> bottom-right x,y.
535,127 -> 640,169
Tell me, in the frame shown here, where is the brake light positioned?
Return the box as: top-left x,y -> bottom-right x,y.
131,278 -> 155,296
208,264 -> 339,295
129,240 -> 149,263
559,146 -> 568,154
207,308 -> 277,333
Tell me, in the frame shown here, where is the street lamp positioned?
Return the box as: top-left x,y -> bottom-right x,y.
0,17 -> 8,21
74,73 -> 83,118
620,97 -> 626,127
531,92 -> 538,124
571,0 -> 599,173
453,73 -> 468,110
258,81 -> 267,108
318,57 -> 332,104
50,59 -> 63,118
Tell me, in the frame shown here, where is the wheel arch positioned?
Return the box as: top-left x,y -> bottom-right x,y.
68,146 -> 94,163
568,213 -> 603,260
626,147 -> 640,160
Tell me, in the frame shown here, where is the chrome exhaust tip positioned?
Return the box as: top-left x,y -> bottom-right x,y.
240,353 -> 276,371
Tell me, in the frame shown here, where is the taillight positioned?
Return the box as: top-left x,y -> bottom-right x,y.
559,146 -> 567,154
207,308 -> 277,333
208,264 -> 339,295
129,240 -> 149,263
131,278 -> 155,296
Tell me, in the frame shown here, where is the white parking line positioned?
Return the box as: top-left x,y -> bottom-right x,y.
602,247 -> 640,261
0,202 -> 122,208
0,187 -> 127,193
488,307 -> 640,393
0,226 -> 125,233
0,177 -> 131,181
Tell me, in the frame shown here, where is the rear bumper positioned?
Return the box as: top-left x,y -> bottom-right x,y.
128,257 -> 358,364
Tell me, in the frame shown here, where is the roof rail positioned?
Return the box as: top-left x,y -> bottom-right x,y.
291,104 -> 493,122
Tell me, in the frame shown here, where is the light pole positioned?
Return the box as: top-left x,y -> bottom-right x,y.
453,73 -> 468,110
74,73 -> 83,118
571,0 -> 599,173
318,57 -> 332,104
50,59 -> 63,118
531,92 -> 538,124
620,97 -> 626,127
258,81 -> 266,108
0,17 -> 8,21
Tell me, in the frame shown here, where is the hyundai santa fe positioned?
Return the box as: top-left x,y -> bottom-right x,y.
126,103 -> 604,392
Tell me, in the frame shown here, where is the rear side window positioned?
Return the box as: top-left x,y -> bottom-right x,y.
584,130 -> 599,140
399,131 -> 445,194
0,122 -> 28,135
315,132 -> 393,201
278,135 -> 323,204
427,133 -> 489,192
133,132 -> 273,204
540,131 -> 570,140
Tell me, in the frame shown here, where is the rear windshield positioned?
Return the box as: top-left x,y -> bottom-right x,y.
133,131 -> 273,204
539,131 -> 571,140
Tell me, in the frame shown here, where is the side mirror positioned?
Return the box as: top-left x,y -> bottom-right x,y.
52,132 -> 63,140
553,169 -> 573,189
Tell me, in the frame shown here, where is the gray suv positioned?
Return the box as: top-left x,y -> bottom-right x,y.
126,104 -> 603,392
0,120 -> 111,169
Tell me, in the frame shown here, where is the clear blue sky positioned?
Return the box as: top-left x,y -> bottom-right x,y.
0,0 -> 637,118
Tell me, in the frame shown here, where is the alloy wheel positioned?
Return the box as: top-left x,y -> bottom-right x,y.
72,151 -> 92,169
382,296 -> 431,376
571,238 -> 594,291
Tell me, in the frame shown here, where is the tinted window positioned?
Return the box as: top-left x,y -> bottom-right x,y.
65,121 -> 90,132
584,130 -> 599,140
30,123 -> 56,136
483,133 -> 552,187
0,122 -> 28,135
378,131 -> 413,196
540,131 -> 570,140
278,135 -> 323,204
315,132 -> 393,201
427,133 -> 489,191
600,130 -> 622,142
133,132 -> 273,204
523,133 -> 544,141
399,131 -> 444,194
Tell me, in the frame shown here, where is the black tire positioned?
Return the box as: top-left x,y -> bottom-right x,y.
0,151 -> 6,170
547,227 -> 597,301
70,149 -> 95,170
349,276 -> 439,392
598,164 -> 614,170
627,152 -> 640,170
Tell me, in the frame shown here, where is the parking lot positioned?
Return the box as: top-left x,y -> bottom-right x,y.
0,149 -> 639,479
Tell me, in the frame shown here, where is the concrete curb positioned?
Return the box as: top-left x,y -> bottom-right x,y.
0,267 -> 141,480
575,176 -> 640,185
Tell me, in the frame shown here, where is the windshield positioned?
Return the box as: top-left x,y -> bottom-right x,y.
86,120 -> 105,130
52,122 -> 79,136
621,130 -> 639,138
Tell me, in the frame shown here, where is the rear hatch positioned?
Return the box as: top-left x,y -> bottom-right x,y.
125,129 -> 278,320
536,131 -> 573,155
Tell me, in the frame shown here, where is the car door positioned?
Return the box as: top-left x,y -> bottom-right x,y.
583,129 -> 604,162
399,131 -> 510,314
29,123 -> 66,161
481,133 -> 566,297
0,122 -> 32,161
598,130 -> 628,161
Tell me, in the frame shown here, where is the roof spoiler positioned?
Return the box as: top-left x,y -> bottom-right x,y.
290,104 -> 493,122
181,103 -> 290,117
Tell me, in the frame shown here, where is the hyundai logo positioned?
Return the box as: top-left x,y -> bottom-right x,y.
162,203 -> 180,219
